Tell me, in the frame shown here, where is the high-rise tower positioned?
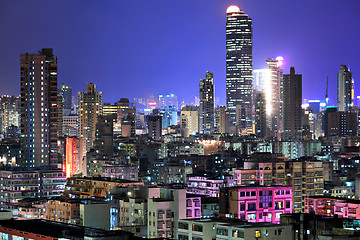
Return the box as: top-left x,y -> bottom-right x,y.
266,57 -> 284,135
254,92 -> 267,137
199,71 -> 215,134
337,64 -> 353,112
58,84 -> 72,116
282,67 -> 302,140
20,48 -> 60,167
226,5 -> 253,130
78,83 -> 102,151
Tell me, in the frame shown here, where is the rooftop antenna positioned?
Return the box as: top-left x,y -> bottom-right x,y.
325,76 -> 329,106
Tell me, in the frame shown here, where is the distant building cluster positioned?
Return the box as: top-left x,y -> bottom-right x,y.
0,4 -> 360,240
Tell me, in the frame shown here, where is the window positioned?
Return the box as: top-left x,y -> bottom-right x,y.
192,224 -> 203,232
232,230 -> 244,238
178,222 -> 188,230
248,203 -> 256,211
275,201 -> 283,209
247,214 -> 256,220
240,203 -> 245,211
217,228 -> 228,236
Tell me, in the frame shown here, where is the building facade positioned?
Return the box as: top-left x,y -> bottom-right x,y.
337,64 -> 353,112
180,106 -> 198,137
220,186 -> 292,224
78,83 -> 102,151
199,71 -> 215,134
20,48 -> 60,167
282,67 -> 302,140
305,196 -> 360,220
0,169 -> 66,215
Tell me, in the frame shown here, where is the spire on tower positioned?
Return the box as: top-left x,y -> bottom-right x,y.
325,76 -> 329,105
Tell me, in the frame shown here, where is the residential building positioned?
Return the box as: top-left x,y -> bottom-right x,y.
0,96 -> 20,137
46,198 -> 80,224
20,48 -> 60,167
215,106 -> 226,134
187,175 -> 234,198
180,106 -> 198,137
305,196 -> 360,220
283,67 -> 302,140
0,169 -> 66,215
266,57 -> 284,135
148,115 -> 162,141
0,219 -> 135,240
63,176 -> 143,199
147,188 -> 186,239
94,115 -> 114,155
219,186 -> 293,224
281,213 -> 360,240
337,64 -> 353,112
177,218 -> 292,240
17,198 -> 48,220
232,158 -> 325,213
58,84 -> 72,116
327,111 -> 357,136
78,83 -> 102,151
254,92 -> 267,137
199,71 -> 215,134
62,115 -> 77,137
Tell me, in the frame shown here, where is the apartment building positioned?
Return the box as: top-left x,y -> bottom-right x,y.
0,169 -> 66,215
177,218 -> 292,240
233,158 -> 326,212
220,186 -> 292,224
63,176 -> 143,199
305,196 -> 360,219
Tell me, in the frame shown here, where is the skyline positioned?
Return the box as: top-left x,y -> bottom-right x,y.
0,1 -> 359,106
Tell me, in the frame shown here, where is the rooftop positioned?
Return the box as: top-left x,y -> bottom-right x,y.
0,219 -> 132,239
68,176 -> 142,184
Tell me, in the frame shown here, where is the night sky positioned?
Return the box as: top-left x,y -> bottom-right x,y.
0,0 -> 359,106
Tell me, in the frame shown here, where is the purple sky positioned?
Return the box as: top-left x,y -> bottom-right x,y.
0,0 -> 359,106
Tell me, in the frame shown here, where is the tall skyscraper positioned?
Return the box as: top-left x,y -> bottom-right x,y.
20,48 -> 60,167
254,92 -> 267,137
282,67 -> 302,140
266,57 -> 284,135
337,64 -> 353,112
58,84 -> 72,116
78,83 -> 102,151
199,71 -> 215,134
226,5 -> 253,129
